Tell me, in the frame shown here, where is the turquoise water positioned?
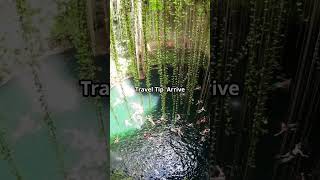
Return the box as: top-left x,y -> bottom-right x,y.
0,53 -> 107,180
110,79 -> 160,140
109,71 -> 210,179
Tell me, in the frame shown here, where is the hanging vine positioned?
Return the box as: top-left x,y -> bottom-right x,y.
121,0 -> 139,86
15,0 -> 67,178
110,10 -> 135,124
111,0 -> 210,122
142,1 -> 152,108
0,128 -> 22,180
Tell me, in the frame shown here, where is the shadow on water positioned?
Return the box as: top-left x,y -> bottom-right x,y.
111,115 -> 210,180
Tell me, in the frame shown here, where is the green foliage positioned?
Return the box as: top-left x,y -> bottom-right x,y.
0,129 -> 22,180
52,0 -> 96,80
241,0 -> 286,175
111,0 -> 210,117
149,0 -> 163,11
0,37 -> 11,83
121,0 -> 139,85
111,170 -> 133,180
142,2 -> 153,108
111,15 -> 121,74
110,12 -> 135,126
209,0 -> 288,177
16,0 -> 39,40
53,1 -> 108,155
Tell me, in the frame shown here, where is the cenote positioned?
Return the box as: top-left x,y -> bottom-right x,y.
110,0 -> 211,179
